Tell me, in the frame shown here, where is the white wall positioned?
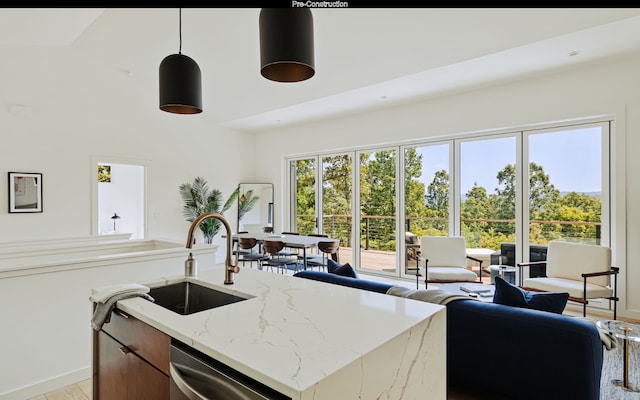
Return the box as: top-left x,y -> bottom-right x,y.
0,45 -> 258,397
0,46 -> 256,262
255,54 -> 640,320
0,244 -> 217,399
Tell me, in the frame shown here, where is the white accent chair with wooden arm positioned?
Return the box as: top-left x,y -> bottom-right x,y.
518,240 -> 619,319
418,236 -> 483,287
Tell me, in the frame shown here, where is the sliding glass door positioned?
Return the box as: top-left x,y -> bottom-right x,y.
321,154 -> 353,259
358,149 -> 397,275
403,143 -> 451,273
289,154 -> 353,263
525,122 -> 609,282
286,119 -> 611,293
458,135 -> 517,273
290,158 -> 317,235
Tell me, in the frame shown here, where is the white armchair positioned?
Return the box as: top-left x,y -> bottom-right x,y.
418,236 -> 483,286
518,240 -> 619,319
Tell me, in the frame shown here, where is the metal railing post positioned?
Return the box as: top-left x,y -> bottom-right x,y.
365,217 -> 370,250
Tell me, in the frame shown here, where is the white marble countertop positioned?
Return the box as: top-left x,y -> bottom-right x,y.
114,266 -> 445,399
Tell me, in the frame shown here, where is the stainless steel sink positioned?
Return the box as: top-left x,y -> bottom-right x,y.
148,281 -> 248,315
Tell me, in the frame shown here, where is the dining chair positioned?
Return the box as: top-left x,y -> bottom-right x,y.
236,237 -> 269,269
305,240 -> 340,271
418,236 -> 483,286
304,233 -> 328,257
262,240 -> 300,274
232,231 -> 250,261
518,240 -> 620,319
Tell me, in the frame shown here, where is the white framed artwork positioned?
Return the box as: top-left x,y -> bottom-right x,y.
8,172 -> 42,213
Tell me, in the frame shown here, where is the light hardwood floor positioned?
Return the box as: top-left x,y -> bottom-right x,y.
28,379 -> 91,400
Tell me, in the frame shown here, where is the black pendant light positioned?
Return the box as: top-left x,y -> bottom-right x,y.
159,8 -> 202,114
259,8 -> 315,83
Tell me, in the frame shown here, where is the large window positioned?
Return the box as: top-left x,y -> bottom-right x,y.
289,154 -> 353,263
358,149 -> 397,275
322,154 -> 353,250
459,136 -> 517,251
403,143 -> 450,273
526,125 -> 606,247
290,158 -> 316,235
287,120 -> 612,288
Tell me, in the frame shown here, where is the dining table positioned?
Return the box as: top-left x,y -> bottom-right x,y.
230,232 -> 340,269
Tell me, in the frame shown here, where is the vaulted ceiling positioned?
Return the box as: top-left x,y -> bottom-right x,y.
3,8 -> 640,132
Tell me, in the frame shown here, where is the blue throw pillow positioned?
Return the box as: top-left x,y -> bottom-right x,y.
326,259 -> 358,278
493,276 -> 569,314
326,258 -> 341,273
334,264 -> 358,278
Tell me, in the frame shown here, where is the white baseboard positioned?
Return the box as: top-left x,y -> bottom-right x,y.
0,367 -> 91,400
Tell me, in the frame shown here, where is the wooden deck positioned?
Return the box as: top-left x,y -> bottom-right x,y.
334,246 -> 493,284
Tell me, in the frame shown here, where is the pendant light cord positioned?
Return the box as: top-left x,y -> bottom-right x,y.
179,8 -> 182,55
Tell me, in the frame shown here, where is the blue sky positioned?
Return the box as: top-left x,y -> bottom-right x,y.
418,126 -> 602,194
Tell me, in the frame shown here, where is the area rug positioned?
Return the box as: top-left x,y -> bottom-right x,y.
601,332 -> 640,399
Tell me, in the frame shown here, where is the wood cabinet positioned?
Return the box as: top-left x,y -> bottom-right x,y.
93,308 -> 170,400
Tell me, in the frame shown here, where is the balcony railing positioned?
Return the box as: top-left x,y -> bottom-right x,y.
298,214 -> 602,251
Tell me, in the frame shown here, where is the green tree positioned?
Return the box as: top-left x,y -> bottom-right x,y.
560,192 -> 601,219
404,148 -> 428,232
529,162 -> 560,218
361,150 -> 396,217
495,164 -> 516,221
360,150 -> 397,251
424,169 -> 449,234
322,154 -> 352,215
461,183 -> 490,246
552,192 -> 602,240
495,162 -> 561,216
98,165 -> 111,183
294,159 -> 316,235
493,162 -> 561,240
425,169 -> 449,213
322,154 -> 353,243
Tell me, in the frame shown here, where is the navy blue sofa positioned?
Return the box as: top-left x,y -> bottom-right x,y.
293,270 -> 394,293
293,270 -> 603,400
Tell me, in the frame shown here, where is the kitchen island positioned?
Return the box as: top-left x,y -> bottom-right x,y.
100,266 -> 446,399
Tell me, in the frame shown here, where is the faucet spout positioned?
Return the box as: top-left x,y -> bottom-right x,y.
185,212 -> 240,285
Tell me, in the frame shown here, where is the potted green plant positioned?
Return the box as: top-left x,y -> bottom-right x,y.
179,177 -> 239,244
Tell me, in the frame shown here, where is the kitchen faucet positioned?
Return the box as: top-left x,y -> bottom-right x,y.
185,212 -> 240,285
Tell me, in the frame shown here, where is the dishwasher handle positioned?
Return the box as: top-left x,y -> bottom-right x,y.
170,361 -> 269,400
170,363 -> 208,400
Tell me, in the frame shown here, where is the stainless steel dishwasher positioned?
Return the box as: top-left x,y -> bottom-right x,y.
170,341 -> 290,400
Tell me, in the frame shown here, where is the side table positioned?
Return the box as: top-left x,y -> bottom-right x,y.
489,265 -> 516,284
597,320 -> 640,392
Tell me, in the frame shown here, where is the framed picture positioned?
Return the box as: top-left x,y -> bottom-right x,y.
8,172 -> 42,213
